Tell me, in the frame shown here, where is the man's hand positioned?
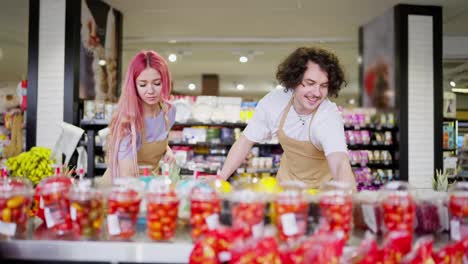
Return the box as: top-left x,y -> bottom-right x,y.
326,152 -> 357,190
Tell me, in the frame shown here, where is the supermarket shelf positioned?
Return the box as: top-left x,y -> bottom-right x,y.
347,144 -> 396,151
95,163 -> 107,170
443,148 -> 458,152
443,117 -> 457,121
344,125 -> 398,132
80,119 -> 109,129
351,163 -> 396,169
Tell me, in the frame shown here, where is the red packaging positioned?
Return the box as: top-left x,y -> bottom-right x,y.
381,231 -> 413,263
146,178 -> 179,241
448,182 -> 468,241
274,181 -> 308,242
380,181 -> 416,240
229,190 -> 265,239
69,180 -> 104,239
106,178 -> 143,240
0,178 -> 33,238
38,175 -> 74,235
401,236 -> 434,264
33,175 -> 73,221
318,181 -> 354,241
350,234 -> 382,264
190,183 -> 221,241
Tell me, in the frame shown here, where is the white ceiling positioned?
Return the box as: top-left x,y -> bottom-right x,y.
1,0 -> 468,101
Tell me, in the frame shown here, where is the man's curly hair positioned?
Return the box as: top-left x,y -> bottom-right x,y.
276,47 -> 346,98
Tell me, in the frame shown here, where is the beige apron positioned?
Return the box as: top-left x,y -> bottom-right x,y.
97,105 -> 170,186
276,98 -> 332,188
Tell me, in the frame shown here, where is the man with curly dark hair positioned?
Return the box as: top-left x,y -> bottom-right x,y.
220,47 -> 356,189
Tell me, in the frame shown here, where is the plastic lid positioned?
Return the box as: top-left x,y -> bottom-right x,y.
228,189 -> 264,203
190,181 -> 219,201
0,177 -> 33,198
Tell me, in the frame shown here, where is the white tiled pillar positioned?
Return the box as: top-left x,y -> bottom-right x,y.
36,0 -> 65,148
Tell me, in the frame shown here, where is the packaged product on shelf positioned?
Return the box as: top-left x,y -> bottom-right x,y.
83,100 -> 95,121
189,181 -> 222,241
211,97 -> 242,123
206,127 -> 221,143
106,178 -> 143,240
381,231 -> 413,263
361,130 -> 371,145
317,181 -> 353,241
384,131 -> 393,145
192,96 -> 217,123
274,181 -> 308,242
240,101 -> 257,123
381,151 -> 392,165
183,127 -> 207,143
69,179 -> 104,239
146,178 -> 179,241
220,127 -> 234,142
379,182 -> 416,241
0,178 -> 33,238
172,97 -> 193,123
104,103 -> 116,122
94,101 -> 105,120
448,182 -> 468,241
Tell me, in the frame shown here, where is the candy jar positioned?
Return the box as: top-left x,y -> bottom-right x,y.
189,181 -> 221,241
273,181 -> 308,242
38,175 -> 74,235
379,181 -> 416,241
146,177 -> 179,241
229,189 -> 265,238
318,181 -> 353,241
448,182 -> 468,241
69,180 -> 104,239
106,178 -> 143,240
0,178 -> 33,238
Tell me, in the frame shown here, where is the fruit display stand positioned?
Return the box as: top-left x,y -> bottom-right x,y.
0,226 -> 453,263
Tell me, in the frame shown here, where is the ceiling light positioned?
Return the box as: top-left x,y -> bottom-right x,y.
98,59 -> 106,66
188,83 -> 196,90
239,56 -> 248,63
347,98 -> 356,105
168,40 -> 177,44
276,85 -> 284,90
450,81 -> 456,87
236,84 -> 245,90
452,88 -> 468,94
0,48 -> 3,60
168,53 -> 177,62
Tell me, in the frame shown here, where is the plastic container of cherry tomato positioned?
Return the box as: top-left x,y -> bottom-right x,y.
189,181 -> 221,241
106,178 -> 143,240
414,190 -> 446,235
146,177 -> 179,241
228,189 -> 266,238
69,180 -> 104,240
379,181 -> 416,241
0,178 -> 33,238
317,181 -> 354,241
33,174 -> 73,222
38,175 -> 74,235
273,181 -> 308,242
448,182 -> 468,241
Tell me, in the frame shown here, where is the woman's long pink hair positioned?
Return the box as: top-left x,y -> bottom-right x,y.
106,50 -> 171,179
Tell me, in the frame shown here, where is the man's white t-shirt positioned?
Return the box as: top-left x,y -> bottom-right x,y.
243,89 -> 347,156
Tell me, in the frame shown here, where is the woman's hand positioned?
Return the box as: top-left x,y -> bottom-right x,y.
162,146 -> 176,164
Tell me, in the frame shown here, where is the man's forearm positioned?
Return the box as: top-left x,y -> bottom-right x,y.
219,135 -> 254,180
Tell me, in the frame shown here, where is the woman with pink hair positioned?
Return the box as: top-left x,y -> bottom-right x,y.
101,50 -> 176,182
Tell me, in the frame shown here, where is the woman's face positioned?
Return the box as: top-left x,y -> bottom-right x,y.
136,67 -> 162,106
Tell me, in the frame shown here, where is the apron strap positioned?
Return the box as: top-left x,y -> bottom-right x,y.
279,97 -> 294,131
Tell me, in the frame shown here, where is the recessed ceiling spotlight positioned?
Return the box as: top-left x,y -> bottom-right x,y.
168,53 -> 177,62
98,59 -> 106,66
239,56 -> 248,63
236,84 -> 245,90
188,83 -> 196,90
450,81 -> 456,87
168,40 -> 177,44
